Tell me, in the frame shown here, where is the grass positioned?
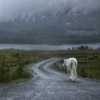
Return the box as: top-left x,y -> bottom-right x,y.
0,49 -> 47,83
0,49 -> 100,83
51,58 -> 100,79
78,59 -> 100,79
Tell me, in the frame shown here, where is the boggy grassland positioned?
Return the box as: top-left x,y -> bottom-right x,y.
0,49 -> 100,83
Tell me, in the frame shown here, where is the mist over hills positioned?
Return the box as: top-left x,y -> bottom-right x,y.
0,0 -> 100,44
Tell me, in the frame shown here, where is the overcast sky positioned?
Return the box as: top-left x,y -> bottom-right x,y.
0,0 -> 100,22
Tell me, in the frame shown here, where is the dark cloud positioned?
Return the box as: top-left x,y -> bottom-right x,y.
0,0 -> 100,21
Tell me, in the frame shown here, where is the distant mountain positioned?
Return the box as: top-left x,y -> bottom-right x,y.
0,8 -> 100,44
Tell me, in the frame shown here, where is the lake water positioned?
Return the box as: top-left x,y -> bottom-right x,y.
0,44 -> 100,50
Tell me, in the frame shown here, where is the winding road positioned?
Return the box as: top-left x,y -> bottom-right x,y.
0,58 -> 100,100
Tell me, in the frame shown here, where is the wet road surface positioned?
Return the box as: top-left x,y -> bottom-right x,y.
0,58 -> 100,100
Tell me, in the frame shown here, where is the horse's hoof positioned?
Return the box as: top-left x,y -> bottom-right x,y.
72,80 -> 76,82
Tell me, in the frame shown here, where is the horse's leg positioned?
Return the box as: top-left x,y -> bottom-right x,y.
68,70 -> 72,80
70,72 -> 76,81
71,64 -> 77,81
69,72 -> 71,80
70,70 -> 73,81
67,66 -> 71,80
67,66 -> 73,80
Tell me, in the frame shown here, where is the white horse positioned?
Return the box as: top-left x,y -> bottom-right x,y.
63,58 -> 78,81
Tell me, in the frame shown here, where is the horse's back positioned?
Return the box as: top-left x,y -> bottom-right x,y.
68,58 -> 77,62
71,58 -> 77,67
64,57 -> 78,67
68,58 -> 77,67
71,58 -> 77,63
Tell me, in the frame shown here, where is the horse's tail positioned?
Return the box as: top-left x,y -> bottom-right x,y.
71,60 -> 77,81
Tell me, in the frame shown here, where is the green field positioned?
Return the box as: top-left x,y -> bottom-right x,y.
0,49 -> 47,83
0,49 -> 100,83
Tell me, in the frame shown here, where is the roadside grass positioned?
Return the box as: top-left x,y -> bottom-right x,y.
0,49 -> 100,83
51,58 -> 100,79
0,49 -> 47,83
78,59 -> 100,79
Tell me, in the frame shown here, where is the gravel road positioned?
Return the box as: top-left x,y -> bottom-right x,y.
0,58 -> 100,100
